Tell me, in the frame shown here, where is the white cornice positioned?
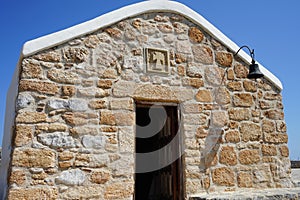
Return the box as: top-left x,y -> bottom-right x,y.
21,0 -> 283,90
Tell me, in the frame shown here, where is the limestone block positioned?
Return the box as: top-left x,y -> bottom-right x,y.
37,132 -> 75,148
55,169 -> 86,186
233,93 -> 254,107
12,148 -> 56,168
192,45 -> 213,64
59,186 -> 102,199
240,122 -> 262,142
47,69 -> 80,84
188,27 -> 204,43
239,149 -> 260,165
183,103 -> 203,114
112,80 -> 136,97
119,127 -> 134,153
16,92 -> 35,110
215,52 -> 233,67
19,80 -> 59,95
8,188 -> 58,200
173,22 -> 189,34
219,146 -> 237,166
228,108 -> 251,121
84,35 -> 101,48
14,125 -> 33,147
205,66 -> 223,86
133,84 -> 179,102
176,41 -> 192,54
186,62 -> 203,78
215,87 -> 231,105
82,135 -> 106,149
212,111 -> 228,127
16,111 -> 47,124
63,47 -> 89,63
212,167 -> 235,186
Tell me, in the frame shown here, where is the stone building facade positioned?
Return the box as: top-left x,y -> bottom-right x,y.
0,1 -> 293,199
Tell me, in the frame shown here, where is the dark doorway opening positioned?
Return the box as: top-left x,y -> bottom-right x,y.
135,104 -> 184,200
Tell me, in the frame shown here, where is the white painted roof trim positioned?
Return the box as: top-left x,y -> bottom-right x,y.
21,0 -> 283,90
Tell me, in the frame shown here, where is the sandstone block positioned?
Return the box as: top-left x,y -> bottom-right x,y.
264,110 -> 284,120
22,59 -> 43,79
276,121 -> 287,132
227,81 -> 243,91
112,80 -> 136,97
262,120 -> 275,133
84,35 -> 101,48
188,27 -> 204,43
157,23 -> 173,33
228,108 -> 251,121
105,28 -> 122,39
215,52 -> 233,67
234,63 -> 248,78
192,45 -> 213,64
110,98 -> 134,111
212,167 -> 235,186
227,68 -> 234,80
59,186 -> 102,199
239,149 -> 260,165
63,47 -> 89,63
19,80 -> 59,95
16,112 -> 47,124
62,112 -> 88,126
186,62 -> 203,78
9,170 -> 26,185
177,65 -> 185,76
133,84 -> 179,102
195,89 -> 213,102
182,77 -> 204,88
240,122 -> 262,142
33,51 -> 61,62
97,79 -> 113,89
262,144 -> 277,156
104,182 -> 134,200
55,169 -> 86,186
89,100 -> 107,109
219,146 -> 237,166
244,80 -> 257,92
264,133 -> 288,144
225,130 -> 240,143
233,93 -> 254,107
14,125 -> 33,147
238,172 -> 253,188
8,188 -> 58,200
90,171 -> 110,184
176,41 -> 192,54
12,148 -> 56,168
279,145 -> 289,157
59,151 -> 74,161
183,104 -> 203,114
62,85 -> 76,97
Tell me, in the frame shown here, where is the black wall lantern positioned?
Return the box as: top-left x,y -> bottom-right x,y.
235,45 -> 264,79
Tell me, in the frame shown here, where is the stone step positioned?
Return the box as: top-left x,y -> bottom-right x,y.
189,188 -> 300,200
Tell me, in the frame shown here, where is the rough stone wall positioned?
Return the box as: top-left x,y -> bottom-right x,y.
6,12 -> 292,199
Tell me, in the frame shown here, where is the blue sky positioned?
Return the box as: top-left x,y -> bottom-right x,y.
0,0 -> 299,160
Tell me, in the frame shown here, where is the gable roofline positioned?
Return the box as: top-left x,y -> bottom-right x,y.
21,0 -> 283,90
